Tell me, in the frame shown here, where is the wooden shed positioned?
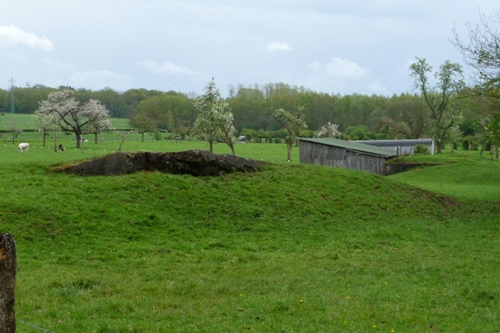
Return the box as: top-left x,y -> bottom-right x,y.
354,139 -> 434,156
298,138 -> 398,175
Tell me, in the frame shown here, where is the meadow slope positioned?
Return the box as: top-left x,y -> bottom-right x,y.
1,141 -> 499,332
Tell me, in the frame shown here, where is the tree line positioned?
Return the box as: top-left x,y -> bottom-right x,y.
0,79 -> 496,151
2,10 -> 499,154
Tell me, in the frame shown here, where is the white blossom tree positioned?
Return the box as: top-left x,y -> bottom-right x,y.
191,79 -> 237,154
271,105 -> 307,161
313,122 -> 341,138
32,110 -> 60,151
35,90 -> 111,148
83,100 -> 114,143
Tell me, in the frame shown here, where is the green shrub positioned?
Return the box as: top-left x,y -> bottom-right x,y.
414,144 -> 429,155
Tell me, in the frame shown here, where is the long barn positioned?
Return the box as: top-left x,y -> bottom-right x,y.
298,138 -> 398,175
354,139 -> 434,156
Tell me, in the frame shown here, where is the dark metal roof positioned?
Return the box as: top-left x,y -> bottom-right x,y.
354,139 -> 433,147
298,137 -> 398,158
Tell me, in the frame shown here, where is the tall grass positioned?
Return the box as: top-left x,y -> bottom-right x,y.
1,141 -> 499,332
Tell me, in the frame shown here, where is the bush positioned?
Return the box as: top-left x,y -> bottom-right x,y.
414,144 -> 430,155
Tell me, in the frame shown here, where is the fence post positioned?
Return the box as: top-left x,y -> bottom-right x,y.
0,233 -> 16,333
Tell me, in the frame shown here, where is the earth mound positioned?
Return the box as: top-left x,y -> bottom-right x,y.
55,149 -> 267,176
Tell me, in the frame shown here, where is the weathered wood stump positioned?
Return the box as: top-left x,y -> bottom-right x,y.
0,233 -> 16,333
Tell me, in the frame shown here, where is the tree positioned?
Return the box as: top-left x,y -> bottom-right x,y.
83,100 -> 114,143
7,123 -> 22,144
191,79 -> 237,154
451,10 -> 500,92
451,10 -> 500,147
32,109 -> 59,148
35,90 -> 111,148
166,110 -> 175,133
271,105 -> 307,161
394,94 -> 429,139
410,58 -> 465,153
129,109 -> 158,142
313,122 -> 341,138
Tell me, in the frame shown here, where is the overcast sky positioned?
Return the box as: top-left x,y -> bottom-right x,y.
1,1 -> 498,97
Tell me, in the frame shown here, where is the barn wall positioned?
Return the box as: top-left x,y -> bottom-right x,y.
299,141 -> 389,175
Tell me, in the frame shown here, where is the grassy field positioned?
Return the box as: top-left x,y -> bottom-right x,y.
1,138 -> 500,332
389,150 -> 500,202
0,113 -> 131,132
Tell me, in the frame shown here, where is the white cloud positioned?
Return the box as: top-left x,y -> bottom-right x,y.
137,59 -> 197,76
308,57 -> 369,80
267,42 -> 292,51
368,80 -> 388,95
0,24 -> 53,50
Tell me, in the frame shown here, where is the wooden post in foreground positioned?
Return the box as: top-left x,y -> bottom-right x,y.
0,233 -> 16,333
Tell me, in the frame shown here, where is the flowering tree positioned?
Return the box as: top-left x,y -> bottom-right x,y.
313,122 -> 341,138
271,105 -> 307,161
33,111 -> 57,146
192,79 -> 237,154
35,90 -> 111,148
83,100 -> 114,143
32,109 -> 61,151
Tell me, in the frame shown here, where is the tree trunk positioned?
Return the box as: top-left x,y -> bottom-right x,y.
76,132 -> 82,149
0,233 -> 16,333
436,141 -> 443,154
54,131 -> 58,152
287,143 -> 292,161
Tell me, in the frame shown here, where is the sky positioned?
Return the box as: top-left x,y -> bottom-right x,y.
1,1 -> 498,97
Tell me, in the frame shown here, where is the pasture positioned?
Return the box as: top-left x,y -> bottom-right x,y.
0,113 -> 131,132
1,136 -> 499,332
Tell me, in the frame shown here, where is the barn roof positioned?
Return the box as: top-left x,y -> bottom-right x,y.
298,137 -> 398,158
354,139 -> 433,147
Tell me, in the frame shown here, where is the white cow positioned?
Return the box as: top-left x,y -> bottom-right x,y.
17,143 -> 29,152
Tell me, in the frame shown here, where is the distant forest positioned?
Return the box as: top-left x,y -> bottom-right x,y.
0,82 -> 478,140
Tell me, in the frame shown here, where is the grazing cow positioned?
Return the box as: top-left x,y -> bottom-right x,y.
18,143 -> 29,152
59,144 -> 65,152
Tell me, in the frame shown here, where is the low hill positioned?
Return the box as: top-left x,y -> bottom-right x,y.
1,147 -> 499,332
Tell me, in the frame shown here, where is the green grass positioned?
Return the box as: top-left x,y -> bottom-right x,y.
389,149 -> 500,201
0,113 -> 131,131
1,141 -> 500,332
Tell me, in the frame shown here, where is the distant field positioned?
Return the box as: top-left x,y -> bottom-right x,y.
0,113 -> 131,131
